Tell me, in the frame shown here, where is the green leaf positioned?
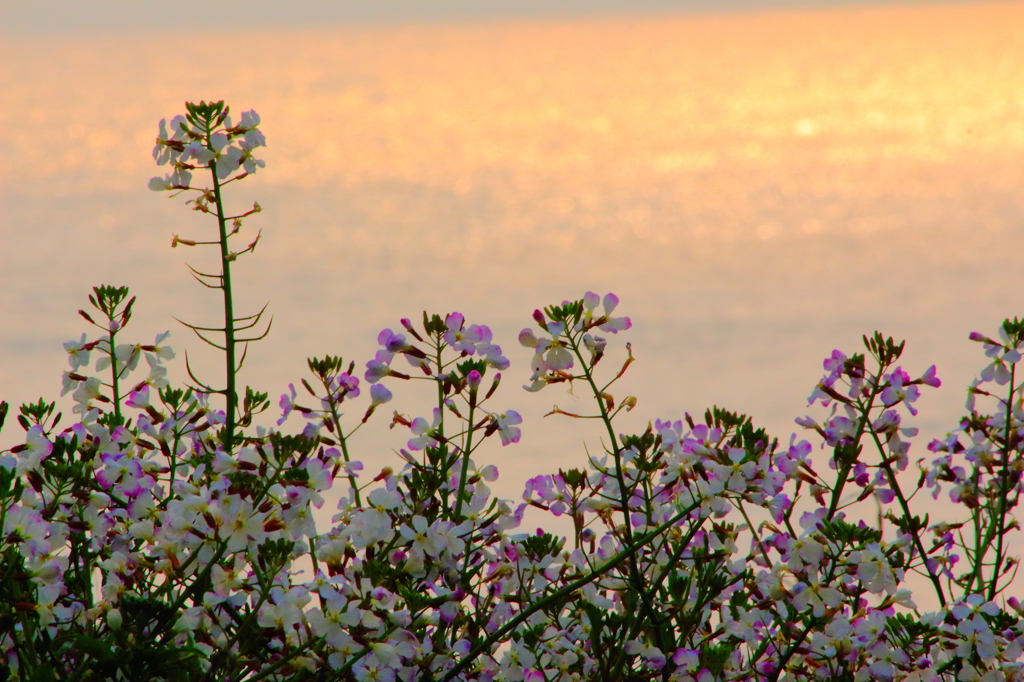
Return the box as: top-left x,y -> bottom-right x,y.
700,643 -> 736,676
456,358 -> 487,380
73,634 -> 115,663
518,532 -> 565,561
818,518 -> 882,546
28,665 -> 55,682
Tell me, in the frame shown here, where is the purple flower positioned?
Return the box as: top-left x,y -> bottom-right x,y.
823,349 -> 847,375
365,357 -> 392,384
370,383 -> 392,407
880,367 -> 921,415
277,383 -> 298,425
408,408 -> 442,450
476,343 -> 510,370
918,364 -> 941,388
333,373 -> 360,399
444,313 -> 484,354
377,328 -> 410,361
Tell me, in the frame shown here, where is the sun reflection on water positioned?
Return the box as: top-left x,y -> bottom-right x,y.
2,3 -> 1024,515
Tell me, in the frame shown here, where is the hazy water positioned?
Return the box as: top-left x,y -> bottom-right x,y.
2,1 -> 1024,518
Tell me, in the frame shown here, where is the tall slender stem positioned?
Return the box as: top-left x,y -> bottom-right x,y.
209,164 -> 237,451
869,428 -> 947,607
568,329 -> 669,674
827,364 -> 883,519
329,400 -> 361,507
453,401 -> 475,520
987,364 -> 1017,601
107,326 -> 122,424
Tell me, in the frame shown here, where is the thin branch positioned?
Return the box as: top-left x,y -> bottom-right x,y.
174,317 -> 226,333
235,316 -> 262,331
188,272 -> 222,290
186,263 -> 223,280
234,303 -> 269,323
177,320 -> 228,351
183,351 -> 217,393
543,407 -> 601,419
236,342 -> 250,372
236,319 -> 273,343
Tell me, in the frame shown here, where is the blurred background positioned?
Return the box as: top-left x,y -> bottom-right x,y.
1,0 -> 1023,518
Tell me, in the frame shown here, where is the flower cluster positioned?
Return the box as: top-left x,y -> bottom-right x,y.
2,103 -> 1023,682
149,103 -> 265,191
474,308 -> 1024,681
519,294 -> 631,392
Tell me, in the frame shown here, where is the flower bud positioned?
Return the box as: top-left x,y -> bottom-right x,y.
107,608 -> 123,630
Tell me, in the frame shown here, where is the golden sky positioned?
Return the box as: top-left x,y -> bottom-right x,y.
2,2 -> 1023,498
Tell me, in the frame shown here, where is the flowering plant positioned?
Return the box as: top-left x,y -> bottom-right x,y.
1,101 -> 1023,682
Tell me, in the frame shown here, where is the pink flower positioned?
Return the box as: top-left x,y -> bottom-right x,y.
362,383 -> 394,423
445,313 -> 485,354
399,515 -> 452,558
918,364 -> 941,387
625,640 -> 666,670
582,291 -> 632,333
277,384 -> 298,425
823,349 -> 847,375
126,385 -> 151,410
222,142 -> 265,176
537,337 -> 573,373
597,293 -> 631,333
523,474 -> 568,514
518,328 -> 539,349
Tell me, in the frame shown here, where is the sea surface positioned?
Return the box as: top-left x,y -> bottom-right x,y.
2,3 -> 1023,547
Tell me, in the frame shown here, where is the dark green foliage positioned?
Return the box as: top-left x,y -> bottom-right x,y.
863,332 -> 904,365
518,532 -> 565,562
818,518 -> 883,547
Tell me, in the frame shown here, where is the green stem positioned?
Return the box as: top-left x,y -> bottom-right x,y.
738,500 -> 773,566
240,636 -> 327,682
328,399 -> 361,506
209,162 -> 236,452
108,327 -> 122,424
768,615 -> 821,682
566,330 -> 668,674
869,428 -> 947,607
453,401 -> 475,520
827,364 -> 884,519
965,503 -> 985,596
987,363 -> 1017,601
207,576 -> 280,677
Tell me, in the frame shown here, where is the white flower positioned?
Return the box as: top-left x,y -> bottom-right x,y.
850,543 -> 898,595
399,515 -> 452,558
72,377 -> 103,413
64,333 -> 91,368
791,579 -> 843,617
148,175 -> 173,191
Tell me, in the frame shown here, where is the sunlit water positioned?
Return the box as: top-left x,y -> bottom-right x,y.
2,3 -> 1024,580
